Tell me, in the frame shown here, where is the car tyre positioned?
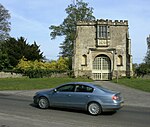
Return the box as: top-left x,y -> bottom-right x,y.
38,97 -> 49,109
88,102 -> 102,116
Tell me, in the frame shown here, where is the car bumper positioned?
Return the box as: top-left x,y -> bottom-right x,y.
102,101 -> 124,112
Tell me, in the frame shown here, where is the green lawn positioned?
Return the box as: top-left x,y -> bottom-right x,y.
112,78 -> 150,92
0,77 -> 150,92
0,77 -> 92,90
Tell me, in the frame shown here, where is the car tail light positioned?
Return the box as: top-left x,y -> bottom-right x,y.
112,95 -> 119,100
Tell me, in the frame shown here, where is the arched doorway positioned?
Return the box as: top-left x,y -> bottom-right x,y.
92,55 -> 111,80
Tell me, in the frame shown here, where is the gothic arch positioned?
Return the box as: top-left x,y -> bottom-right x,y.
92,54 -> 111,80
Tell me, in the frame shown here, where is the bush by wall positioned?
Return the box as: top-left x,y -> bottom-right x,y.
12,57 -> 73,78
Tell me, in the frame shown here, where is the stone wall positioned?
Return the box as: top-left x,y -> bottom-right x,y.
0,72 -> 23,78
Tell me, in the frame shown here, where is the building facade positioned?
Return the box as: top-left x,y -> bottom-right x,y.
73,19 -> 133,80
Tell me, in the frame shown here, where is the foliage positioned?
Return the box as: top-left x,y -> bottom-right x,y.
49,0 -> 95,69
0,3 -> 11,41
144,35 -> 150,64
15,57 -> 70,78
16,57 -> 69,71
134,35 -> 150,77
132,63 -> 138,73
0,37 -> 43,69
0,51 -> 11,70
135,63 -> 150,77
57,57 -> 69,70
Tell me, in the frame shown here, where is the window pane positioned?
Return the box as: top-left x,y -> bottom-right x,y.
57,85 -> 75,92
98,25 -> 108,38
75,85 -> 93,92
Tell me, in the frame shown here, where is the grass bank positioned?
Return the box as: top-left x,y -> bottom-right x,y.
1,77 -> 150,92
112,78 -> 150,92
0,77 -> 92,90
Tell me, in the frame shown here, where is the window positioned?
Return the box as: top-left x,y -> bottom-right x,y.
97,26 -> 109,38
57,85 -> 75,92
102,57 -> 111,70
75,85 -> 93,93
93,56 -> 110,70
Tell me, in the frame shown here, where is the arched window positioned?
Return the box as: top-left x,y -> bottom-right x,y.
81,55 -> 87,66
117,55 -> 123,66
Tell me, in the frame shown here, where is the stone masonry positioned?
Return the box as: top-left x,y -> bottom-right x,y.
73,19 -> 133,80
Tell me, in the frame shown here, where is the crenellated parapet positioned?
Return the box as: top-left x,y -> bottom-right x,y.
77,20 -> 95,26
77,19 -> 128,26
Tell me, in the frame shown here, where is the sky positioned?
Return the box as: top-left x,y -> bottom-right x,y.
0,0 -> 150,63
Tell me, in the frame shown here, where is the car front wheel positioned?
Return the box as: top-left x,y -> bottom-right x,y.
88,102 -> 102,115
38,97 -> 49,109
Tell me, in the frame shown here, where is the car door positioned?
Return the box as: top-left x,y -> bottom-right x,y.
68,84 -> 94,109
50,84 -> 75,107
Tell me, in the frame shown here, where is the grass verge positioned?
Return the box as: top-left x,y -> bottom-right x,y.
1,77 -> 150,92
0,77 -> 92,90
112,78 -> 150,92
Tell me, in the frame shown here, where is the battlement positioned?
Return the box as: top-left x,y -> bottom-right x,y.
77,20 -> 95,26
77,19 -> 128,26
97,19 -> 128,25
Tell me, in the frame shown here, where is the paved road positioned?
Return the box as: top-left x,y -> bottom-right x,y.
0,81 -> 150,127
0,94 -> 150,127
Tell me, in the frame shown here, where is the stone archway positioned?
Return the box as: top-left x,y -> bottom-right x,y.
92,55 -> 111,80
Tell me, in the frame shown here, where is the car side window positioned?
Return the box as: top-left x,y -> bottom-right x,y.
75,85 -> 93,93
57,84 -> 75,92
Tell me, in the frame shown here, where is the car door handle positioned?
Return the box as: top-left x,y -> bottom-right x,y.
68,94 -> 71,97
87,95 -> 90,98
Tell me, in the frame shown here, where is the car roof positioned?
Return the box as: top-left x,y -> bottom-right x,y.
65,82 -> 95,87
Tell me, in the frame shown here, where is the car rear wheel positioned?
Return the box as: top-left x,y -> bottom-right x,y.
88,102 -> 102,115
38,97 -> 49,109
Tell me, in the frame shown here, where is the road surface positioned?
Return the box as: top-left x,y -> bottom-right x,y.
0,94 -> 150,127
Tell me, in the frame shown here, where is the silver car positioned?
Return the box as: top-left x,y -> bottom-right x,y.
33,82 -> 124,115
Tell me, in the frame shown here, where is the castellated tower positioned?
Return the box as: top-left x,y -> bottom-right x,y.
73,19 -> 133,80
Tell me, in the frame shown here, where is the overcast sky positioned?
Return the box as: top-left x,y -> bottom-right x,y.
0,0 -> 150,63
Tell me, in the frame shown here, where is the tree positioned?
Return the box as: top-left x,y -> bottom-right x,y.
144,35 -> 150,64
0,51 -> 10,70
134,35 -> 150,77
135,63 -> 150,77
50,0 -> 95,69
1,37 -> 44,68
57,57 -> 69,70
0,4 -> 11,41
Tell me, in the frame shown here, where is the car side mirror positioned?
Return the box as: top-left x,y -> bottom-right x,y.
53,89 -> 57,93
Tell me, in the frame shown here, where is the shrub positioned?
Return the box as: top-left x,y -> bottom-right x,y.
14,57 -> 71,78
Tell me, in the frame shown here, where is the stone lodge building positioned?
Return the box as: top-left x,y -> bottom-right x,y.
73,19 -> 133,80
